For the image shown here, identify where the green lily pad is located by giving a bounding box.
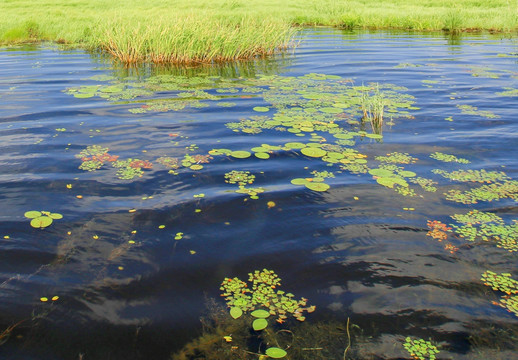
[376,177,396,188]
[265,347,287,358]
[251,147,269,153]
[301,147,327,158]
[251,309,270,318]
[333,133,353,140]
[284,142,306,149]
[305,182,330,192]
[399,170,416,177]
[369,169,394,177]
[366,134,383,139]
[48,213,63,219]
[254,152,270,159]
[291,178,310,185]
[230,307,243,319]
[253,318,268,331]
[253,106,270,112]
[74,93,95,98]
[24,211,42,219]
[209,148,232,155]
[30,216,53,228]
[190,164,203,170]
[230,151,251,159]
[320,107,342,114]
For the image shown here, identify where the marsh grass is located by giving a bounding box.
[360,84,385,135]
[0,0,517,64]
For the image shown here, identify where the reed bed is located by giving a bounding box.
[0,0,516,64]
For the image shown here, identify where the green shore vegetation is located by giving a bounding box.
[1,0,517,63]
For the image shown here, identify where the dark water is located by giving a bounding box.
[0,29,517,359]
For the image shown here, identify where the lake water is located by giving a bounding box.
[0,29,517,359]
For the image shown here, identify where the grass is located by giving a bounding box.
[0,0,517,63]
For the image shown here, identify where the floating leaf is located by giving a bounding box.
[320,107,342,114]
[30,216,53,228]
[399,170,416,178]
[189,164,203,170]
[251,309,270,318]
[284,142,306,149]
[253,106,270,112]
[300,147,327,158]
[305,182,330,192]
[253,318,268,331]
[368,169,393,177]
[48,213,63,219]
[230,307,243,319]
[230,151,251,159]
[255,152,270,159]
[265,347,287,358]
[291,178,310,185]
[24,211,42,219]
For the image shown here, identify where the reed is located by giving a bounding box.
[0,0,516,64]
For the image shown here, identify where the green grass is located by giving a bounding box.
[0,0,517,63]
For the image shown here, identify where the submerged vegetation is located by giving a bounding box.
[1,1,517,63]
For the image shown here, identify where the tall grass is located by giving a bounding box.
[0,0,517,64]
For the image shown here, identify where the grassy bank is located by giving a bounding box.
[1,0,517,63]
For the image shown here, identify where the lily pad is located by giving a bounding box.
[284,142,306,149]
[24,211,42,219]
[251,309,270,318]
[320,107,342,114]
[265,347,287,358]
[30,216,53,228]
[253,106,270,112]
[254,152,270,159]
[48,213,63,219]
[399,170,417,177]
[252,318,268,331]
[230,151,251,159]
[291,178,310,185]
[369,169,394,177]
[301,147,327,158]
[230,307,243,319]
[189,164,203,170]
[305,182,330,192]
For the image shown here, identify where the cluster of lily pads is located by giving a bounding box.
[432,169,509,183]
[444,179,518,204]
[481,271,518,317]
[24,211,63,229]
[403,337,440,360]
[430,152,470,164]
[428,210,517,252]
[456,104,499,119]
[77,144,215,180]
[220,269,315,323]
[224,170,265,199]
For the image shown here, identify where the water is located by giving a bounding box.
[0,29,517,359]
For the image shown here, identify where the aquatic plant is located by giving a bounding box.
[156,156,180,169]
[76,145,119,171]
[220,269,315,323]
[432,169,509,183]
[24,210,63,229]
[291,177,330,192]
[375,152,417,164]
[481,271,518,295]
[224,170,264,199]
[481,271,518,317]
[403,337,440,360]
[112,159,150,179]
[409,177,437,192]
[444,180,518,204]
[430,152,470,164]
[496,88,518,97]
[359,83,385,133]
[456,104,499,119]
[450,210,518,252]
